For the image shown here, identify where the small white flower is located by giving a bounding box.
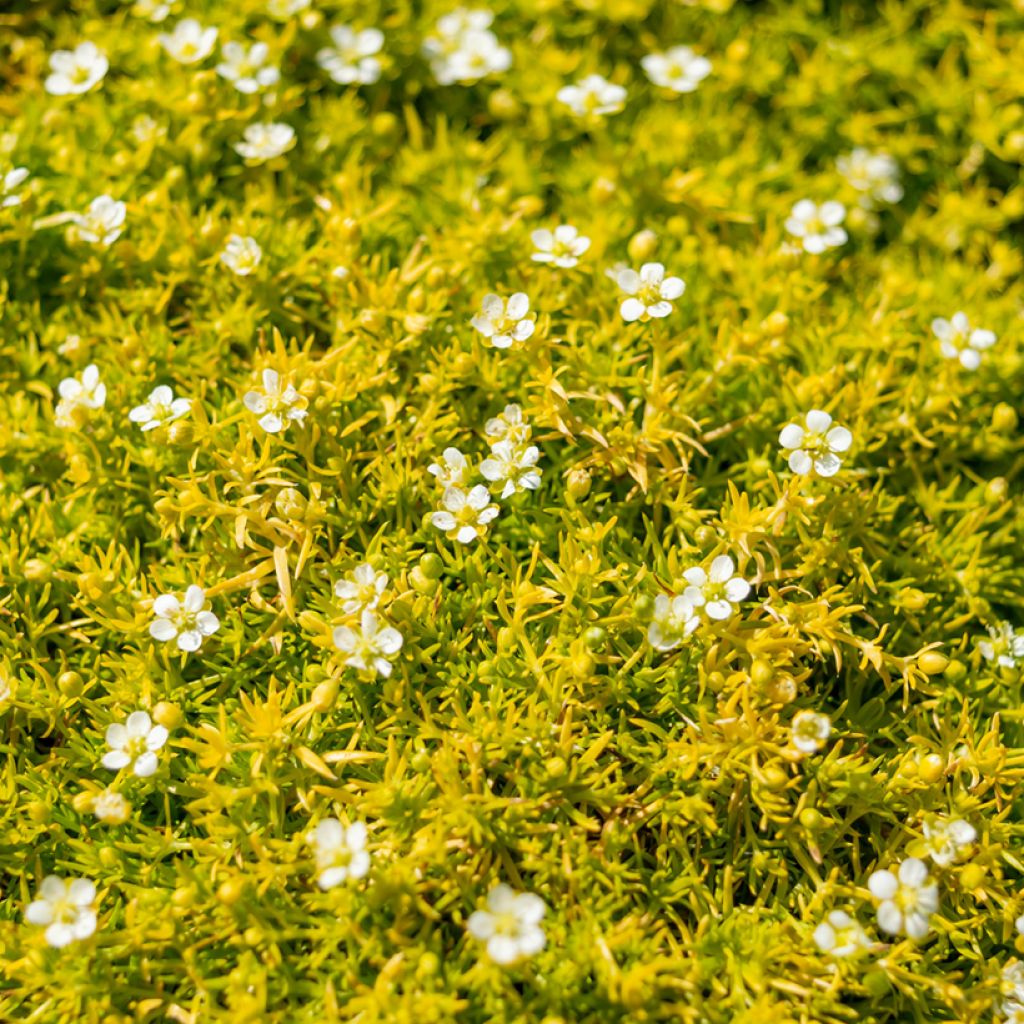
[530,225,590,268]
[334,563,388,616]
[647,594,699,651]
[485,404,530,446]
[931,312,996,371]
[641,46,711,94]
[317,25,384,85]
[480,439,542,498]
[471,293,536,349]
[557,74,626,117]
[267,0,311,19]
[333,610,403,677]
[308,819,370,889]
[220,234,262,276]
[682,555,750,621]
[791,709,831,754]
[101,710,169,778]
[133,0,171,22]
[243,369,308,434]
[921,816,976,867]
[837,148,903,209]
[778,410,852,478]
[216,41,279,94]
[467,884,547,965]
[979,622,1024,670]
[235,122,296,164]
[149,584,220,652]
[812,910,870,958]
[55,363,105,428]
[615,263,685,322]
[128,385,190,432]
[45,42,108,96]
[93,789,131,825]
[25,877,97,948]
[70,195,126,247]
[784,200,847,254]
[867,858,938,939]
[428,447,472,488]
[1,167,29,208]
[431,485,499,544]
[423,12,510,85]
[158,19,218,64]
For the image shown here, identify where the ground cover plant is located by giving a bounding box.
[1,0,1023,1021]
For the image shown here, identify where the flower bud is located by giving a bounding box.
[23,558,53,582]
[918,651,948,675]
[627,229,658,262]
[58,670,84,696]
[153,702,182,729]
[566,467,592,500]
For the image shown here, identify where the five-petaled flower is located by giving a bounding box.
[468,884,547,965]
[244,369,308,433]
[868,857,938,939]
[220,234,262,276]
[102,710,169,778]
[308,819,371,889]
[25,876,98,948]
[70,195,126,246]
[45,42,108,96]
[158,19,218,64]
[531,225,590,268]
[837,148,903,209]
[979,622,1024,669]
[334,563,388,616]
[557,74,626,117]
[682,555,750,621]
[471,293,536,349]
[216,41,279,93]
[128,385,190,432]
[921,815,976,867]
[480,439,542,498]
[423,10,511,85]
[785,200,847,254]
[485,404,531,446]
[647,594,699,651]
[641,46,711,94]
[431,485,499,543]
[428,447,472,488]
[55,363,106,430]
[931,312,996,371]
[614,263,685,322]
[333,610,403,677]
[149,584,220,652]
[235,122,296,164]
[93,789,131,825]
[813,910,870,958]
[791,709,831,754]
[779,410,852,478]
[317,25,385,85]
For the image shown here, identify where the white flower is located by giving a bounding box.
[45,42,108,96]
[2,167,29,208]
[128,385,190,432]
[149,584,220,652]
[435,8,494,38]
[423,12,510,85]
[778,410,852,478]
[428,447,472,488]
[25,877,97,948]
[158,19,218,64]
[485,404,531,446]
[93,789,131,825]
[216,41,279,94]
[867,858,938,939]
[480,439,542,498]
[530,225,590,268]
[244,369,308,433]
[682,555,750,621]
[921,816,976,867]
[55,363,105,428]
[133,0,171,22]
[235,122,296,164]
[318,25,384,85]
[931,312,996,371]
[471,292,536,349]
[467,884,547,965]
[791,709,831,754]
[333,610,403,677]
[557,74,626,117]
[220,234,262,276]
[641,46,711,94]
[784,200,847,254]
[812,910,870,958]
[308,819,370,889]
[979,622,1024,669]
[614,262,685,322]
[647,594,699,651]
[837,148,903,208]
[267,0,311,19]
[334,563,388,616]
[431,485,500,544]
[70,195,126,246]
[101,710,169,778]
